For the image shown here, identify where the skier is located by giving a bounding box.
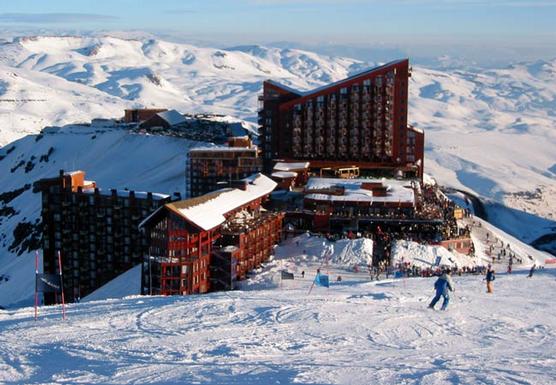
[485,265,495,293]
[428,270,454,311]
[301,270,305,278]
[527,264,536,278]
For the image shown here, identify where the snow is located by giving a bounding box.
[1,267,556,384]
[271,171,297,179]
[305,177,415,204]
[83,264,142,302]
[170,173,277,231]
[81,187,170,200]
[273,161,310,171]
[189,146,256,153]
[392,240,481,269]
[156,109,186,126]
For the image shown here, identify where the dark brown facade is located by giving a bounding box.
[259,59,424,179]
[188,138,262,197]
[37,170,174,304]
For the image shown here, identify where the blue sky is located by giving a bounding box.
[1,0,555,64]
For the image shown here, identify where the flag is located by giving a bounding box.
[314,273,329,288]
[281,271,294,280]
[36,274,61,293]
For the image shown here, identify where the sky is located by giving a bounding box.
[0,0,555,66]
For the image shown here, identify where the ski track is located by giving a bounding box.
[1,270,556,384]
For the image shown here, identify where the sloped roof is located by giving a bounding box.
[143,173,277,231]
[156,109,187,126]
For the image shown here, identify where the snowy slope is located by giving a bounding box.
[83,264,142,303]
[0,35,553,229]
[2,269,556,384]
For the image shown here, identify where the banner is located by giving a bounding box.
[314,273,329,288]
[36,274,61,293]
[434,256,442,266]
[281,271,294,280]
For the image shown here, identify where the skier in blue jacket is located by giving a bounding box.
[428,270,455,310]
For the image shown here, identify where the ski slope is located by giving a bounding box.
[1,268,555,385]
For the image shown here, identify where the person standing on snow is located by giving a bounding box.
[485,265,495,293]
[527,264,536,278]
[428,270,455,311]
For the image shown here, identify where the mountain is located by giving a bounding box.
[0,36,554,308]
[0,36,368,145]
[0,37,553,211]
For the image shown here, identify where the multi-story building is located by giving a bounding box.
[139,173,281,296]
[36,170,174,304]
[258,59,424,179]
[188,137,262,197]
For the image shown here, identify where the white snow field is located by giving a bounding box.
[1,268,555,385]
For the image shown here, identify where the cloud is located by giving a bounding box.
[0,13,119,24]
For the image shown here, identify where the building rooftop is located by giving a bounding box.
[156,109,187,126]
[273,162,310,171]
[189,146,257,153]
[272,171,298,179]
[81,188,170,201]
[305,177,415,205]
[156,173,277,231]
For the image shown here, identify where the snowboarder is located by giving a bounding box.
[485,265,495,293]
[428,270,454,311]
[527,264,536,278]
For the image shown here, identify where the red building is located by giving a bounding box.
[258,59,424,179]
[139,173,281,296]
[188,137,262,197]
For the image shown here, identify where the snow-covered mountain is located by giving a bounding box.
[0,35,555,308]
[0,36,553,217]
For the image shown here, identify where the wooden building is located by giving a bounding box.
[124,108,168,123]
[140,173,281,296]
[139,109,187,129]
[36,170,174,304]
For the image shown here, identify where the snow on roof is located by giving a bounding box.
[81,188,170,200]
[273,162,310,171]
[265,80,303,96]
[165,173,277,231]
[305,177,415,204]
[272,171,297,179]
[190,146,256,153]
[64,170,84,176]
[156,109,186,126]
